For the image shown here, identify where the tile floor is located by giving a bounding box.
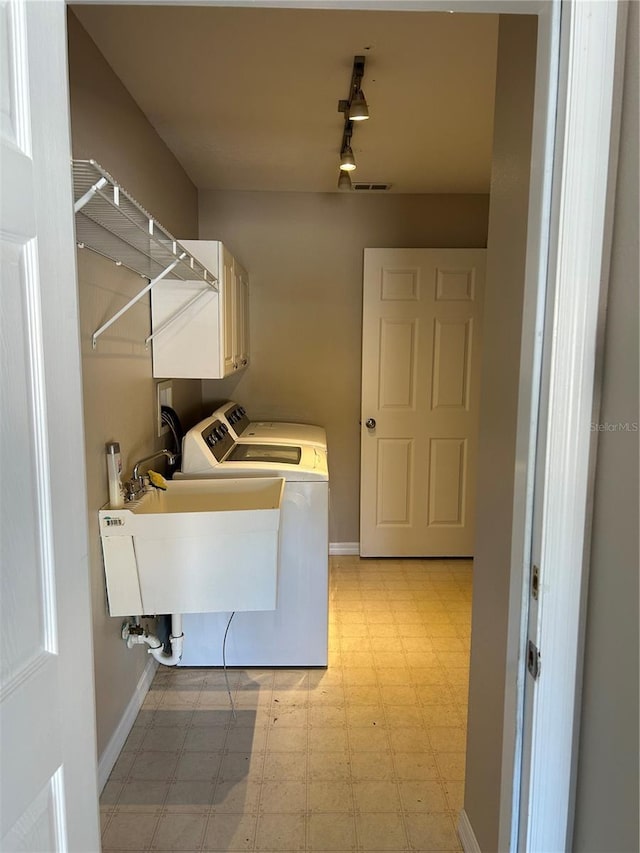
[100,556,472,852]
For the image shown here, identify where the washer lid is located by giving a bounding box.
[220,442,327,480]
[242,422,327,449]
[226,443,302,465]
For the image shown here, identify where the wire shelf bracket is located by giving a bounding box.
[145,286,213,348]
[72,159,218,348]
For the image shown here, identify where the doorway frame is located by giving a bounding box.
[63,0,625,848]
[513,2,628,851]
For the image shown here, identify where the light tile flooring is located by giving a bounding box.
[100,557,472,852]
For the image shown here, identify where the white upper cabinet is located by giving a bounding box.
[151,240,249,379]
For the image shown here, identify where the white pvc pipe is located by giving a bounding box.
[127,614,184,666]
[156,614,183,667]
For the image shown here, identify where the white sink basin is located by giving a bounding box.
[128,480,283,515]
[99,478,284,617]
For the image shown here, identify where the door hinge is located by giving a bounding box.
[527,640,541,680]
[531,564,540,600]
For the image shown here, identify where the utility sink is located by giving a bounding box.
[99,478,284,617]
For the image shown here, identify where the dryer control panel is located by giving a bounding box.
[201,419,234,462]
[221,402,251,436]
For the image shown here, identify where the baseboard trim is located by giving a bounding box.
[329,542,360,555]
[97,656,158,792]
[457,809,482,853]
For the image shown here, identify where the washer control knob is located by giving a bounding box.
[365,418,376,429]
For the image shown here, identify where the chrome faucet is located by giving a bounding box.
[126,449,177,499]
[132,449,177,481]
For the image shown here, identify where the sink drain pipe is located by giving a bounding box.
[122,614,184,666]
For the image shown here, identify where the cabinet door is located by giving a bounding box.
[153,239,225,379]
[222,245,237,375]
[235,261,250,370]
[151,241,246,379]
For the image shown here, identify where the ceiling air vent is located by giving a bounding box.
[352,182,392,191]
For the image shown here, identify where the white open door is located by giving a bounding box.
[0,1,100,850]
[360,248,485,557]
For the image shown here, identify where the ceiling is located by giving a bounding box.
[71,5,499,194]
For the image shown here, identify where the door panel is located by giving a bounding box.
[427,438,467,526]
[435,266,476,301]
[360,248,485,557]
[381,266,420,301]
[376,438,413,525]
[432,318,472,409]
[379,318,418,408]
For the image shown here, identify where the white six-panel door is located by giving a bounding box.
[0,1,100,850]
[360,249,485,557]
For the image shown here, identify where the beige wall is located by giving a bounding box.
[199,191,489,544]
[463,15,537,851]
[67,12,203,756]
[572,3,639,849]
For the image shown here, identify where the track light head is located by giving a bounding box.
[339,145,356,171]
[349,88,369,121]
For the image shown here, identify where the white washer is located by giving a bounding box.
[175,415,329,667]
[210,400,327,449]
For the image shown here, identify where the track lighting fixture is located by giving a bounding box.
[340,147,356,171]
[336,56,370,189]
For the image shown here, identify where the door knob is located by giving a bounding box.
[365,418,376,429]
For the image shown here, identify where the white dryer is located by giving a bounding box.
[176,415,329,667]
[210,400,327,449]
